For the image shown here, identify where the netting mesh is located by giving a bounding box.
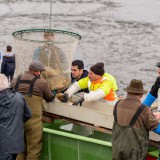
[12,29,81,91]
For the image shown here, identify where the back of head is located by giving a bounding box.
[90,62,105,76]
[0,74,9,91]
[7,45,12,52]
[44,31,54,37]
[123,79,147,95]
[72,60,84,70]
[29,60,45,71]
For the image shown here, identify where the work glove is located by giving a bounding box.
[72,97,84,106]
[56,93,69,103]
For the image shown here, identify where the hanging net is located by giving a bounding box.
[12,29,81,91]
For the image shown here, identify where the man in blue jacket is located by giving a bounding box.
[0,74,31,160]
[143,62,160,120]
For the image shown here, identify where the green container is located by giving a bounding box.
[41,121,112,160]
[147,146,159,159]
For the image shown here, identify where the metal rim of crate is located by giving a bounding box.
[12,29,81,43]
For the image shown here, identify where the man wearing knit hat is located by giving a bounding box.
[62,62,118,105]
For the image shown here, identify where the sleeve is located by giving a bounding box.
[65,82,81,97]
[84,89,105,101]
[143,108,159,131]
[78,77,89,90]
[143,92,157,107]
[43,81,55,102]
[153,123,160,134]
[1,58,6,74]
[150,77,160,98]
[83,80,112,101]
[98,79,113,96]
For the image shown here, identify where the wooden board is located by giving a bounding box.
[42,98,160,142]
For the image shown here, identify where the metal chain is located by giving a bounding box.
[49,0,52,29]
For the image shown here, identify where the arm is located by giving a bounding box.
[143,77,160,107]
[153,123,160,134]
[143,93,157,107]
[83,80,112,101]
[1,58,6,74]
[65,82,81,97]
[43,81,55,102]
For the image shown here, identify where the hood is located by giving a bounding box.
[0,89,16,116]
[81,70,89,78]
[3,55,15,63]
[3,52,14,57]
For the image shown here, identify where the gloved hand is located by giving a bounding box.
[63,93,69,103]
[72,97,84,106]
[56,93,68,103]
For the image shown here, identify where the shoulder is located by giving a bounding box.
[36,78,50,87]
[82,70,88,78]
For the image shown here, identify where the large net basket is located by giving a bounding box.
[12,29,81,91]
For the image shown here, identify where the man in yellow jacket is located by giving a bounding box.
[62,62,118,105]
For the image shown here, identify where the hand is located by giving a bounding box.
[153,112,160,120]
[63,93,68,103]
[56,93,68,103]
[72,97,84,106]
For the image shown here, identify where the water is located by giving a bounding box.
[1,0,160,96]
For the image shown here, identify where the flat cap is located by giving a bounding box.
[29,60,45,71]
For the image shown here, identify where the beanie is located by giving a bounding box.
[90,62,105,76]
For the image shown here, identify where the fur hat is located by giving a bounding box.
[90,62,105,76]
[29,60,45,71]
[123,79,147,94]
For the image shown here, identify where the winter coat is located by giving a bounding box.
[0,88,31,154]
[1,55,15,76]
[71,69,89,93]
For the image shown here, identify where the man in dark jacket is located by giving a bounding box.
[1,45,15,82]
[10,60,55,160]
[0,74,31,160]
[70,60,89,93]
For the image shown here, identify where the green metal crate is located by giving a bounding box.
[41,121,112,160]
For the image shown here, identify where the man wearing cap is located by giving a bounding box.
[112,79,160,160]
[61,62,118,105]
[10,60,55,160]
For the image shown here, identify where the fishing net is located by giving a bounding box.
[12,29,81,91]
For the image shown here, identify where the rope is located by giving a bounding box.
[55,0,79,34]
[49,0,52,29]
